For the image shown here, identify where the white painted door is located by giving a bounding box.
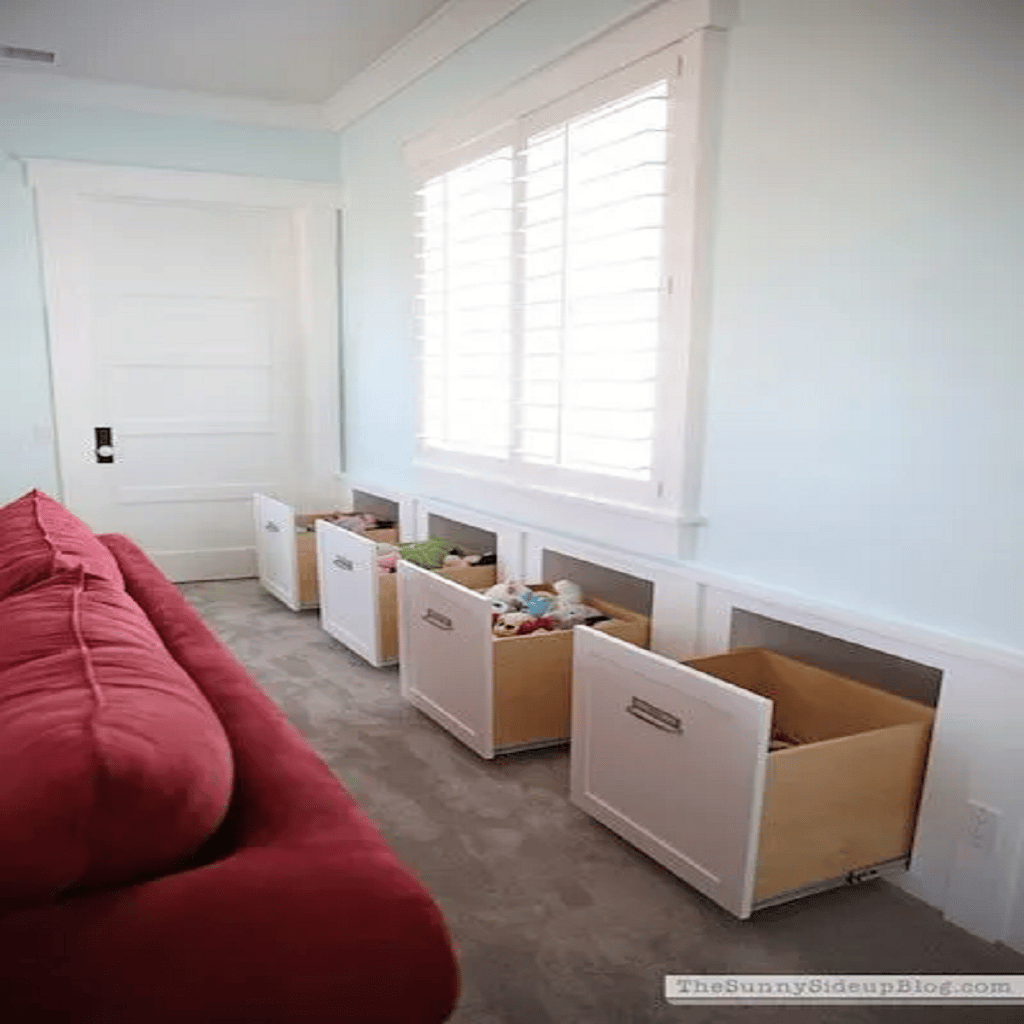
[398,561,495,758]
[31,162,341,581]
[570,628,772,918]
[316,519,382,665]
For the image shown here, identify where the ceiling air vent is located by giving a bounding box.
[1,45,57,65]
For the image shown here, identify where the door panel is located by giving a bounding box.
[571,628,772,918]
[33,173,322,581]
[398,561,495,758]
[316,520,382,666]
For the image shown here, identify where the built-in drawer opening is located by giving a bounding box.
[350,489,400,531]
[538,549,654,619]
[424,513,498,563]
[729,610,942,708]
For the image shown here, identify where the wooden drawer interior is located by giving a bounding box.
[684,649,934,903]
[297,516,397,609]
[493,589,650,749]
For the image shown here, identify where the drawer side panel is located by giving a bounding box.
[755,721,933,900]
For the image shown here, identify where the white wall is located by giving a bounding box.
[0,101,339,504]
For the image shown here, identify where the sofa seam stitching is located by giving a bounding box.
[70,566,107,882]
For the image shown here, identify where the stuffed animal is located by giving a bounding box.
[493,612,558,637]
[493,612,532,637]
[547,602,586,627]
[522,592,554,617]
[484,580,532,604]
[331,511,393,536]
[517,615,558,635]
[552,579,583,605]
[398,538,457,569]
[548,602,610,628]
[376,543,400,574]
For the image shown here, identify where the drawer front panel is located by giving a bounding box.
[571,628,772,918]
[316,520,381,665]
[398,562,494,758]
[253,492,297,608]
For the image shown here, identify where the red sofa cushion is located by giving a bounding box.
[0,571,234,902]
[0,490,123,600]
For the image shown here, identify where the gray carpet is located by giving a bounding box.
[180,578,1024,1024]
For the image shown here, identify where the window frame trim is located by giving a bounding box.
[405,0,734,555]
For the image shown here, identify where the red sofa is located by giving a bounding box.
[0,493,459,1023]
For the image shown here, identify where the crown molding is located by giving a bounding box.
[323,0,532,132]
[0,68,329,131]
[405,0,737,172]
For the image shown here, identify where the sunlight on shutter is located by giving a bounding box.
[417,148,514,458]
[520,82,668,480]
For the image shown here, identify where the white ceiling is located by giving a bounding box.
[0,0,453,104]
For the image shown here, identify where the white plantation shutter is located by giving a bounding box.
[415,70,676,506]
[520,81,668,482]
[417,146,514,459]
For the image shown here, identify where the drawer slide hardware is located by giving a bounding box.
[626,696,682,734]
[423,608,454,631]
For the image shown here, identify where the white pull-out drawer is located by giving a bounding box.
[254,492,401,614]
[399,563,651,760]
[253,492,307,610]
[318,530,496,670]
[571,628,770,918]
[316,519,393,667]
[399,560,496,757]
[571,629,934,919]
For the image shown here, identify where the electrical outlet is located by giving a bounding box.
[966,800,1001,856]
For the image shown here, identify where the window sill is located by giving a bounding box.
[415,462,706,561]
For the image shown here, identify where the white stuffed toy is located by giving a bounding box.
[552,579,583,604]
[548,578,589,626]
[484,580,531,605]
[493,611,532,637]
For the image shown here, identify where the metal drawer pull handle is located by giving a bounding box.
[625,696,682,734]
[332,555,354,571]
[264,521,280,533]
[423,608,453,631]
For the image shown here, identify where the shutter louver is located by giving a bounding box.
[520,81,668,480]
[417,147,514,458]
[416,79,671,498]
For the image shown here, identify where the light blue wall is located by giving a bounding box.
[0,102,339,502]
[698,0,1024,648]
[338,0,1024,651]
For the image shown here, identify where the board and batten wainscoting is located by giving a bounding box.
[642,558,1024,948]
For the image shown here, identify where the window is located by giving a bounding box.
[408,1,728,524]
